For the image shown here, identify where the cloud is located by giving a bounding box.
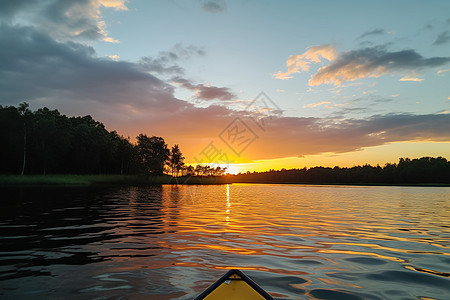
[358,28,386,39]
[276,44,450,85]
[140,57,185,75]
[0,0,32,18]
[308,46,450,86]
[0,0,127,42]
[273,45,337,80]
[99,0,128,11]
[0,23,237,155]
[139,44,205,75]
[172,77,236,101]
[437,69,449,75]
[434,30,450,45]
[1,9,449,163]
[1,24,449,162]
[399,77,424,82]
[76,103,450,162]
[201,0,226,13]
[0,21,239,160]
[102,36,120,43]
[304,101,331,108]
[246,113,450,160]
[0,23,181,110]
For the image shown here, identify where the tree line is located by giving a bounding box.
[230,157,450,184]
[0,103,224,176]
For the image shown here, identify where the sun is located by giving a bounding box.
[221,164,241,175]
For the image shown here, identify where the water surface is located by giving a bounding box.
[0,184,449,299]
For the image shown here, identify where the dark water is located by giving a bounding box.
[0,184,449,299]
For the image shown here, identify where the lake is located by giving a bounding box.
[0,184,449,299]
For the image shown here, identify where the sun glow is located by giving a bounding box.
[220,164,242,175]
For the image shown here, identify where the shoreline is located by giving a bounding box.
[0,175,448,187]
[0,174,230,187]
[230,181,450,187]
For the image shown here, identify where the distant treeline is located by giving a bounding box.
[0,103,204,176]
[230,157,450,184]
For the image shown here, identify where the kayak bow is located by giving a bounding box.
[194,269,274,300]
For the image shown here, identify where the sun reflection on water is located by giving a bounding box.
[226,184,230,225]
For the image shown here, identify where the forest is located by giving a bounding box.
[231,157,450,184]
[0,103,219,176]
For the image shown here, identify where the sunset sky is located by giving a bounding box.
[1,0,450,173]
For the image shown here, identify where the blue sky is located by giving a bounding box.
[1,0,449,172]
[92,0,450,119]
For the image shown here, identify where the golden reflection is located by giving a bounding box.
[197,243,259,255]
[324,242,450,256]
[226,184,230,225]
[404,265,450,277]
[318,249,406,263]
[218,266,262,271]
[217,266,310,277]
[318,277,362,289]
[154,183,449,284]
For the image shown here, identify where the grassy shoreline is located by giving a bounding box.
[0,174,230,187]
[230,181,450,187]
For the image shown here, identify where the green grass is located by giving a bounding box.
[164,175,230,185]
[0,174,138,186]
[0,174,231,186]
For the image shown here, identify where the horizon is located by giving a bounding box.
[1,0,450,174]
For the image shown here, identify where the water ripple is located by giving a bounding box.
[0,184,449,299]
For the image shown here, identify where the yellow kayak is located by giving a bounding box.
[194,269,274,300]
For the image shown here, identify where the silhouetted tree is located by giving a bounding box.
[135,134,169,175]
[0,104,136,175]
[0,105,23,173]
[116,135,134,175]
[169,144,185,176]
[230,157,450,184]
[195,165,203,176]
[186,165,195,176]
[18,102,31,175]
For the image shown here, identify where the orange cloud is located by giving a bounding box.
[275,45,450,85]
[108,54,120,60]
[119,110,450,164]
[99,0,128,11]
[273,45,337,80]
[308,47,450,86]
[309,63,387,86]
[304,101,331,108]
[399,77,424,82]
[240,114,450,161]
